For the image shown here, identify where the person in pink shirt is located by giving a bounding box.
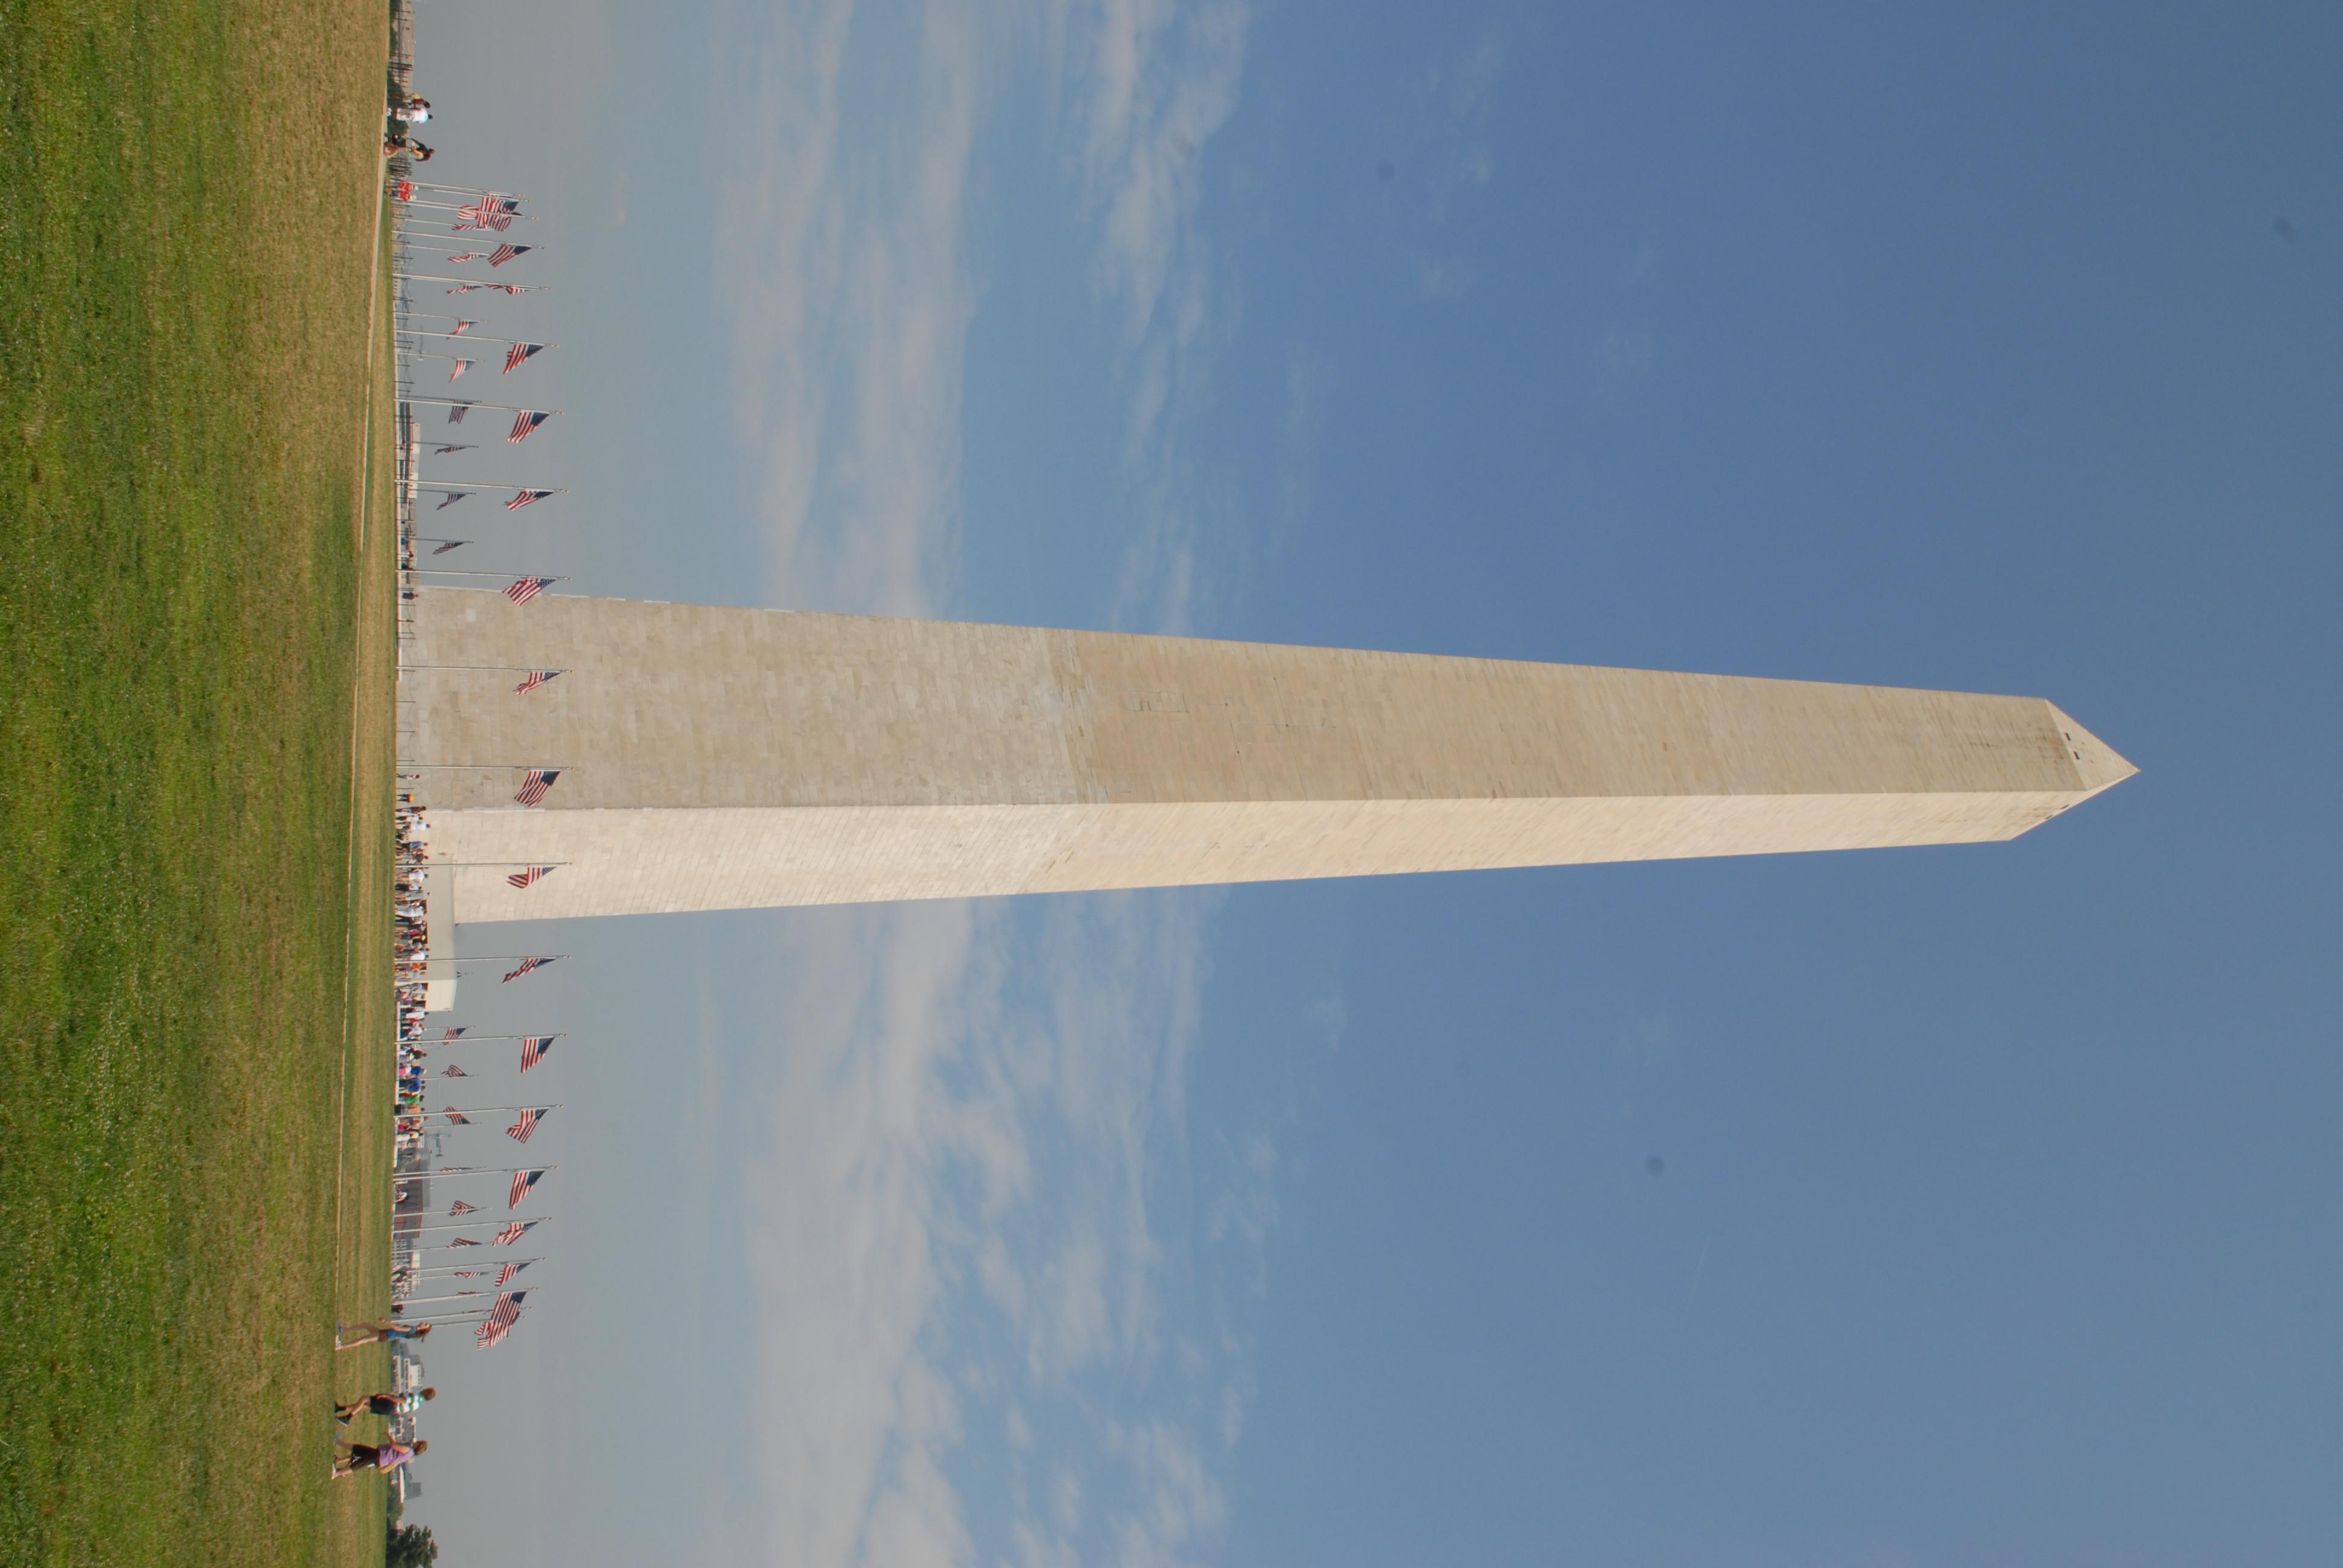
[333,1437,426,1478]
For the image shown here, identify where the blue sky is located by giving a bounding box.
[404,4,2341,1563]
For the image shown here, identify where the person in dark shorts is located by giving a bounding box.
[335,1387,436,1425]
[335,1319,434,1350]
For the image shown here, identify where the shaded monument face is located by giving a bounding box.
[401,587,2133,934]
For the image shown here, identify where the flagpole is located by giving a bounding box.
[396,1104,563,1119]
[407,1256,545,1272]
[395,1215,553,1234]
[400,666,571,675]
[414,483,568,495]
[391,193,527,206]
[395,1034,569,1046]
[406,398,562,414]
[405,1240,545,1254]
[397,570,573,582]
[396,206,540,223]
[398,330,543,346]
[393,204,540,221]
[426,1163,559,1178]
[408,1255,545,1269]
[396,272,552,288]
[398,180,529,197]
[396,242,545,255]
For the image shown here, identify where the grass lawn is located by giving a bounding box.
[0,2,398,1563]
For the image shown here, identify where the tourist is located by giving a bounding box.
[333,1437,426,1478]
[336,1319,434,1350]
[335,1387,436,1425]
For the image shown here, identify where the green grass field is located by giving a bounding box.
[0,3,398,1563]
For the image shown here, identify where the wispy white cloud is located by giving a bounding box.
[712,4,1272,1564]
[1384,23,1509,304]
[1064,0,1250,633]
[715,0,982,616]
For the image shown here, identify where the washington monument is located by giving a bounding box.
[403,586,2132,972]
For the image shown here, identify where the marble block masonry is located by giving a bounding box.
[404,586,2135,1007]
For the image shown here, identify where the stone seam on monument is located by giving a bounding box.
[407,587,2134,1006]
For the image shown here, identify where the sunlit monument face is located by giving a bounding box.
[399,584,2131,1002]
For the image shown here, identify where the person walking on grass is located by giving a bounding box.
[335,1387,436,1425]
[334,1437,425,1478]
[336,1319,434,1350]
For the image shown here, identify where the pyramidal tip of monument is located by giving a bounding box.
[2045,702,2138,799]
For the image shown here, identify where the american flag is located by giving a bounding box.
[506,863,556,888]
[493,1220,536,1246]
[489,244,531,266]
[507,1170,546,1209]
[511,769,561,808]
[431,539,468,555]
[450,1200,480,1216]
[450,319,476,335]
[519,1035,555,1073]
[454,198,516,232]
[446,284,481,294]
[506,1107,547,1143]
[434,492,469,511]
[444,1027,468,1040]
[448,1236,482,1247]
[441,1107,472,1125]
[445,403,468,425]
[433,441,473,454]
[447,359,473,382]
[443,1063,468,1076]
[508,410,549,443]
[475,1290,528,1348]
[445,252,482,263]
[496,1260,530,1287]
[502,576,552,605]
[451,1270,480,1279]
[512,670,562,696]
[502,342,543,373]
[502,953,560,982]
[504,489,552,511]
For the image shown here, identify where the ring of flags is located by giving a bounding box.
[392,181,585,1360]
